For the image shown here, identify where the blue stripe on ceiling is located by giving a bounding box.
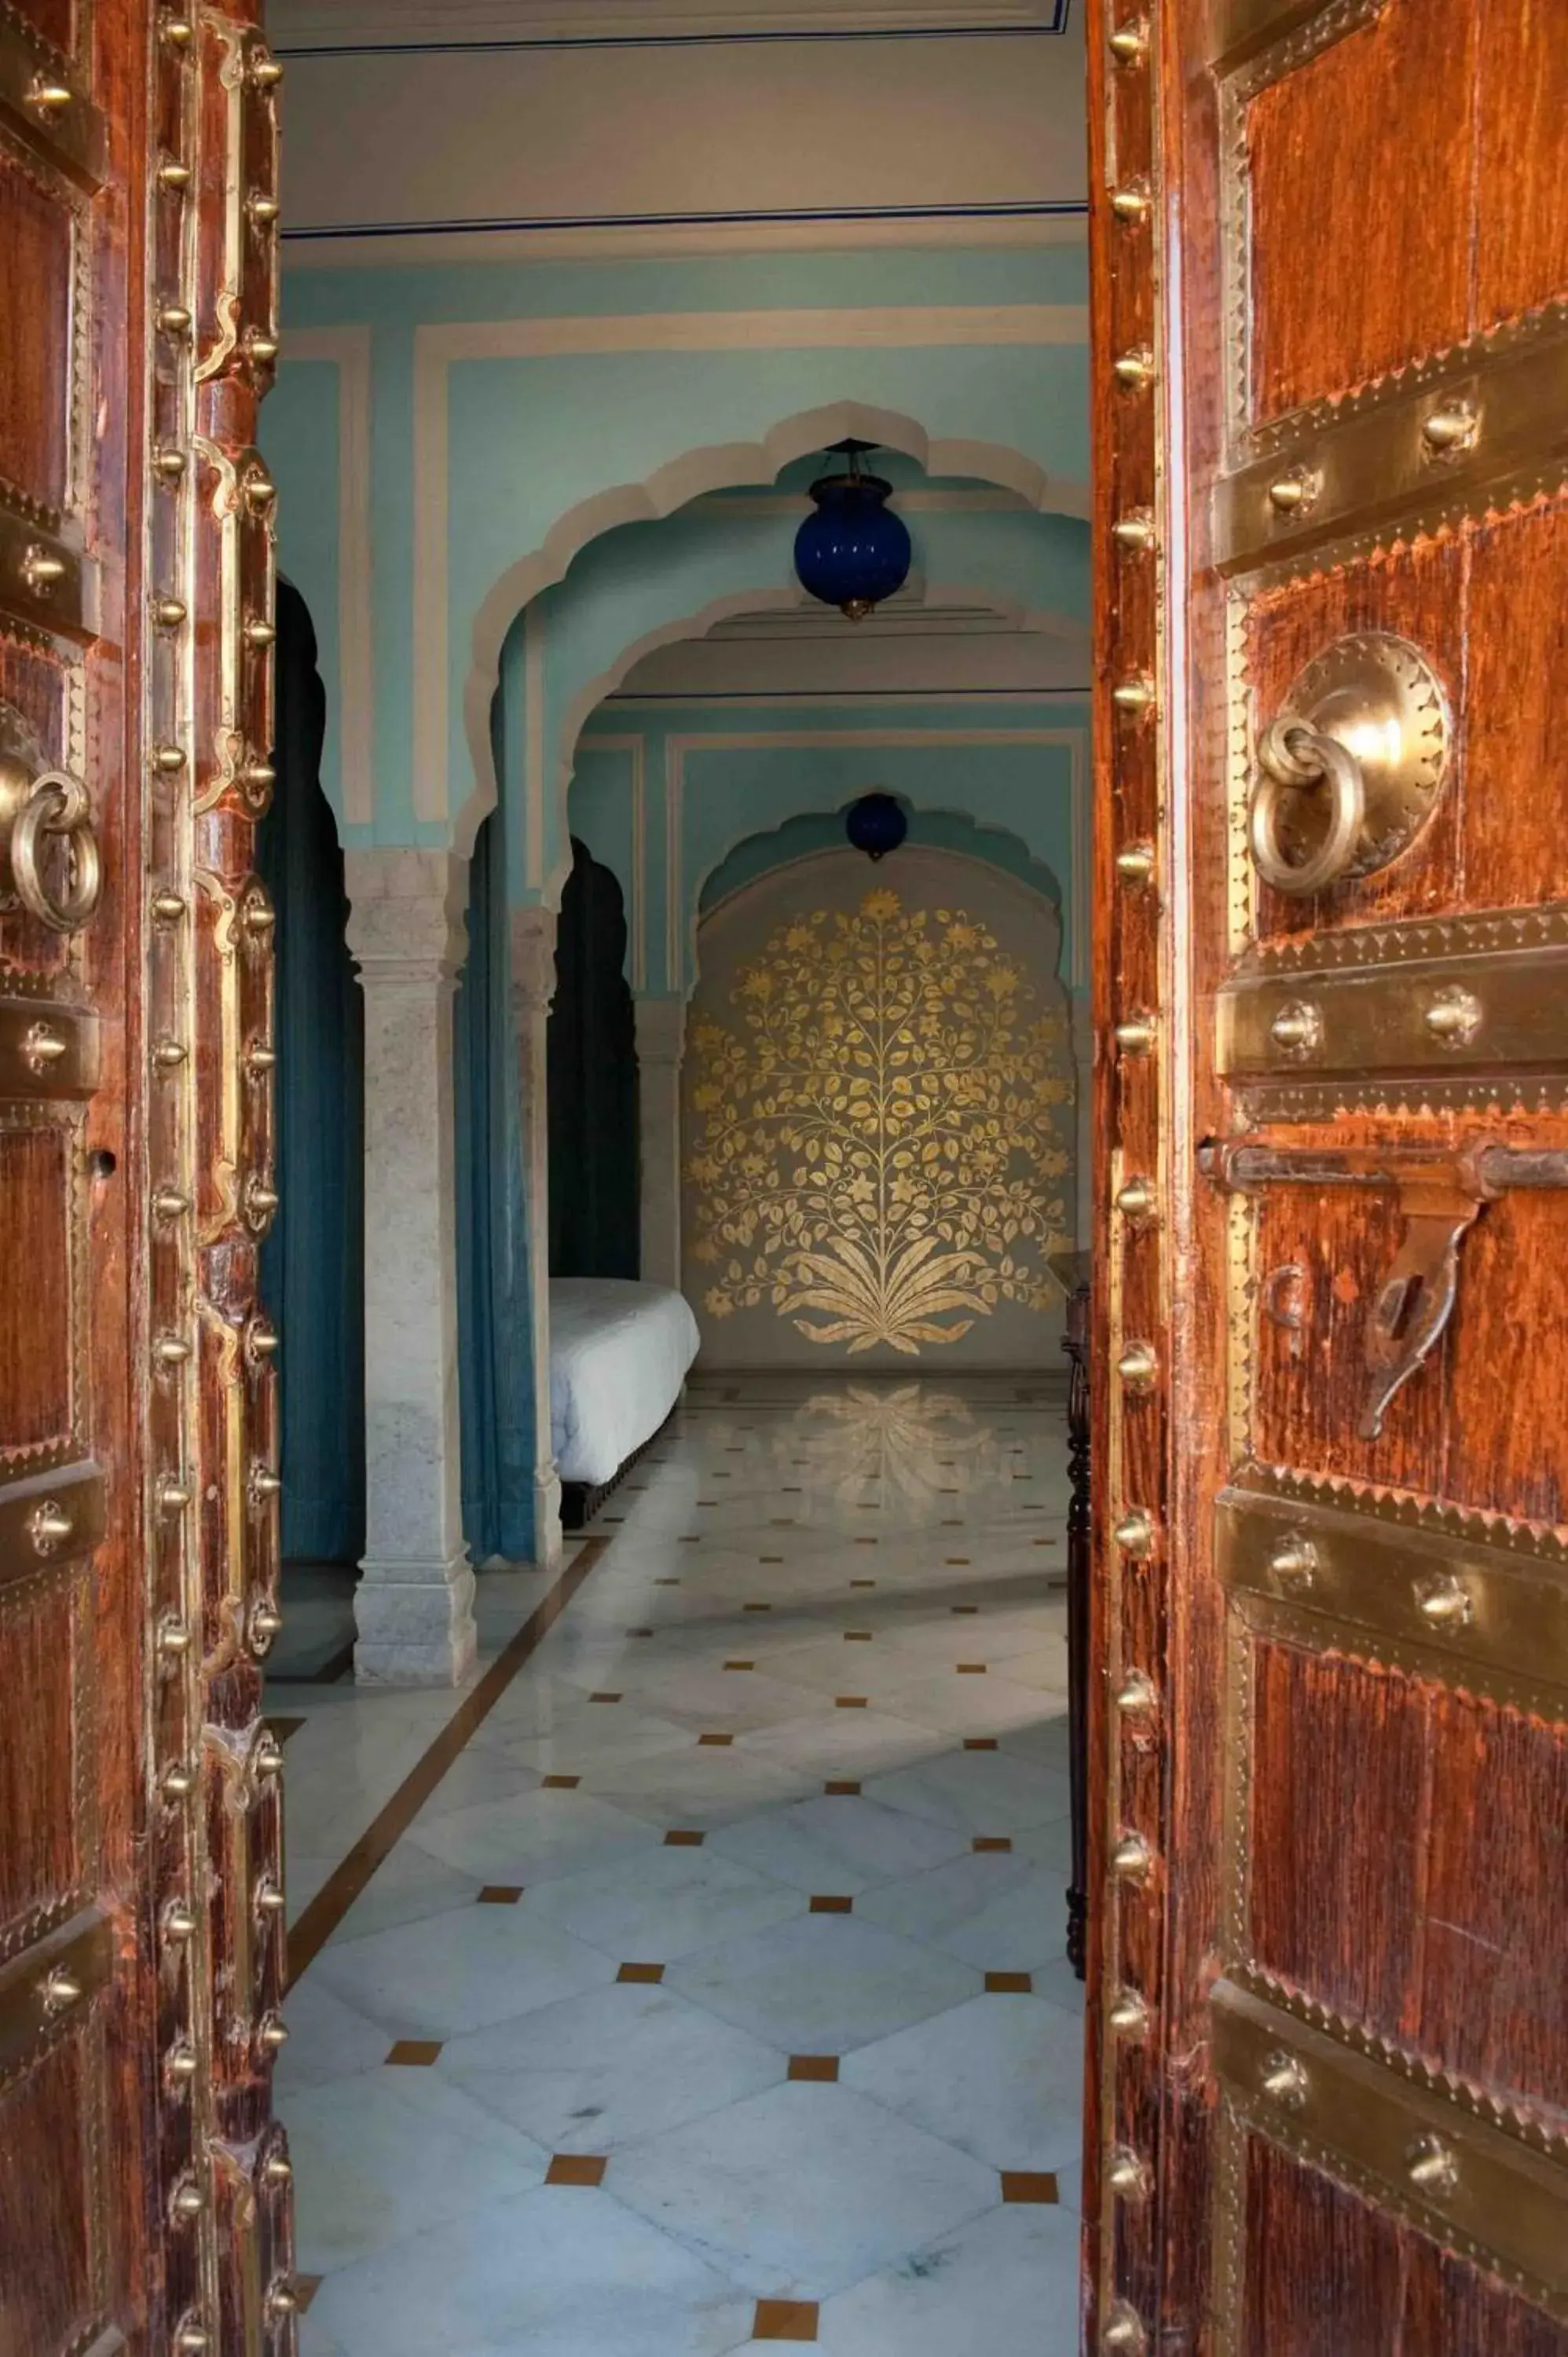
[282,199,1089,242]
[276,11,1069,58]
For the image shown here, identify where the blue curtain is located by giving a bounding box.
[548,838,640,1279]
[453,768,537,1563]
[255,581,366,1563]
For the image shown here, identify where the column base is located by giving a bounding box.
[354,1553,478,1685]
[533,1464,564,1569]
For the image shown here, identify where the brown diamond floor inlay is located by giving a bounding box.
[834,1696,867,1709]
[825,1780,861,1795]
[753,2299,819,2341]
[1002,2172,1059,2204]
[547,2155,608,2187]
[810,1895,853,1914]
[665,1829,706,1846]
[788,2055,841,2082]
[946,1556,972,1567]
[656,1577,681,1585]
[541,1774,581,1789]
[698,1732,735,1746]
[746,1601,773,1611]
[973,1837,1013,1853]
[589,1692,623,1703]
[760,1556,785,1564]
[965,1738,999,1751]
[844,1631,872,1641]
[628,1627,654,1637]
[617,1963,665,1984]
[478,1885,525,1904]
[986,1972,1033,1994]
[951,1604,978,1615]
[957,1663,987,1674]
[386,2040,443,2066]
[853,1538,878,1547]
[724,1660,756,1671]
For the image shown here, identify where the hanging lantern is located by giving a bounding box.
[844,793,908,862]
[793,441,912,621]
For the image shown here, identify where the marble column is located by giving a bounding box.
[634,995,687,1293]
[344,849,478,1684]
[509,905,564,1568]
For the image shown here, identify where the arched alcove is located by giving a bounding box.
[256,580,367,1576]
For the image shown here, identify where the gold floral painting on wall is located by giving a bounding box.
[685,886,1072,1355]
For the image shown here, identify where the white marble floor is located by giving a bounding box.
[276,1373,1086,2354]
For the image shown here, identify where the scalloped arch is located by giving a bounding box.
[454,398,1090,861]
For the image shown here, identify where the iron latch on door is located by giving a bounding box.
[1201,1140,1568,1437]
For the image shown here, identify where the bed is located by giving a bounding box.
[550,1277,702,1524]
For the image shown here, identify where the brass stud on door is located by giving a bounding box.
[251,51,285,86]
[1406,2132,1460,2197]
[255,1735,285,1776]
[1268,1001,1322,1057]
[1113,1014,1156,1058]
[1115,1175,1153,1219]
[154,595,188,629]
[1266,464,1321,518]
[157,1616,192,1659]
[170,2176,204,2221]
[1423,986,1482,1047]
[160,1760,195,1802]
[154,1333,192,1365]
[264,2154,293,2187]
[247,193,280,225]
[1108,17,1149,61]
[174,2324,210,2354]
[1113,1508,1155,1556]
[157,159,192,192]
[158,305,192,339]
[1108,1987,1150,2036]
[1101,2302,1147,2354]
[166,2040,200,2084]
[1105,2147,1150,2201]
[1112,348,1155,389]
[1267,1535,1317,1591]
[1112,674,1156,713]
[1112,509,1156,552]
[1115,841,1155,885]
[160,17,195,49]
[153,445,187,482]
[256,1878,287,1917]
[151,743,186,773]
[1111,179,1152,222]
[26,73,73,114]
[245,616,277,648]
[158,1479,192,1513]
[256,2011,289,2053]
[40,1966,84,2016]
[1421,401,1478,457]
[1114,1672,1157,1717]
[1111,1832,1152,1882]
[1415,1573,1472,1631]
[21,546,67,595]
[1116,1343,1157,1392]
[1259,2051,1309,2110]
[153,1188,191,1221]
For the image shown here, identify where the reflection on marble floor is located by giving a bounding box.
[277,1373,1085,2355]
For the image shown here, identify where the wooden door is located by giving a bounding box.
[1086,3,1568,2349]
[0,3,293,2350]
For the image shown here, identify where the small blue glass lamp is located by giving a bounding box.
[844,793,908,863]
[793,441,913,621]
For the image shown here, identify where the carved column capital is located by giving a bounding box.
[345,848,469,990]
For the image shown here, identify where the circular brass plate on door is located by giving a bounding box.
[1251,632,1451,895]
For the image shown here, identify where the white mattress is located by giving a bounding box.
[549,1277,701,1486]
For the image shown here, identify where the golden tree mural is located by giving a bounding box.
[686,887,1073,1354]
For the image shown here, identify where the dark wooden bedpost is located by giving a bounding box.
[1051,1250,1092,1980]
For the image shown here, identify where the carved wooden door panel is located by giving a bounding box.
[0,3,292,2351]
[1086,3,1568,2351]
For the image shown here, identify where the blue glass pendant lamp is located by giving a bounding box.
[844,793,908,862]
[793,440,913,621]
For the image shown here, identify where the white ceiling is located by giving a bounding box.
[614,591,1090,698]
[269,1,1064,49]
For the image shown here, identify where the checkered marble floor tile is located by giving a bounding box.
[280,1374,1084,2355]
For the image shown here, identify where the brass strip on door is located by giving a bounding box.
[1216,302,1568,579]
[1218,937,1568,1083]
[0,1461,105,1591]
[1213,1976,1568,2323]
[1218,1481,1568,1719]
